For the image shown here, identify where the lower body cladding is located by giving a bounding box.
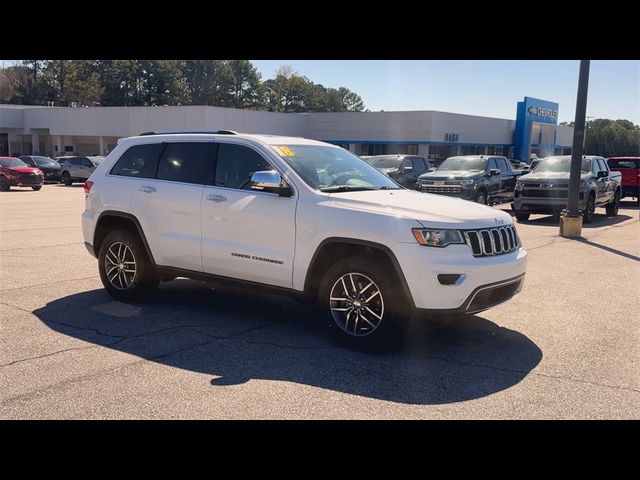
[392,242,527,314]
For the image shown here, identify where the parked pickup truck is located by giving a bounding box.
[416,155,523,205]
[513,155,621,223]
[607,157,639,201]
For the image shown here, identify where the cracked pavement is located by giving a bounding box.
[1,185,639,418]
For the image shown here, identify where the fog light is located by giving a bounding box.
[438,274,462,285]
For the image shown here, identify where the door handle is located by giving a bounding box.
[207,194,227,203]
[138,185,157,193]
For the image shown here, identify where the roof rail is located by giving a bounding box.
[138,130,239,136]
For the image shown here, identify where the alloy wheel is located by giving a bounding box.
[329,272,384,337]
[104,241,136,290]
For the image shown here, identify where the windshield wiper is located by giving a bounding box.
[320,186,378,192]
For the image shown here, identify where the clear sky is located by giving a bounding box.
[251,60,640,124]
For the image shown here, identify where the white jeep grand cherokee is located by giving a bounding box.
[82,131,527,349]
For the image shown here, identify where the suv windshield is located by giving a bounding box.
[32,156,58,166]
[535,157,591,173]
[438,157,486,171]
[272,145,401,192]
[364,156,403,169]
[0,158,27,168]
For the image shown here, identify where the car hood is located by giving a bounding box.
[519,171,591,182]
[328,189,512,229]
[6,166,41,174]
[418,170,483,180]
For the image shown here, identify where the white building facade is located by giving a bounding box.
[0,98,574,163]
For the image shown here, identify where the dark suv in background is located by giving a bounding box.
[362,154,433,188]
[20,155,61,182]
[416,155,521,205]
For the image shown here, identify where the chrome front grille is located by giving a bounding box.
[420,185,462,194]
[463,225,520,257]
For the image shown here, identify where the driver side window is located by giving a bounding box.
[215,143,274,190]
[486,158,498,171]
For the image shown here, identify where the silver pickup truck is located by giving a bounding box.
[513,155,622,223]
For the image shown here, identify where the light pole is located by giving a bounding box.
[560,60,591,238]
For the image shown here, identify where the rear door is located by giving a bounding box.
[129,141,215,272]
[593,158,610,205]
[201,141,297,288]
[495,157,516,199]
[411,157,428,187]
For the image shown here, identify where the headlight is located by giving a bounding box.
[515,181,524,191]
[459,180,474,188]
[412,228,464,247]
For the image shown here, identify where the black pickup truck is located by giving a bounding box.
[416,155,523,205]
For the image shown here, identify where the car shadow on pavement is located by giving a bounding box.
[32,279,542,405]
[509,212,634,228]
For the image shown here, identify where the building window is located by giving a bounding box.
[359,144,418,156]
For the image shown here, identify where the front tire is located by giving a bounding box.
[475,190,487,205]
[62,172,72,186]
[515,211,530,221]
[583,193,596,224]
[319,257,408,351]
[605,190,620,217]
[32,186,42,191]
[98,229,158,302]
[0,176,9,191]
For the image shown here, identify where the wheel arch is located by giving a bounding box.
[94,211,156,265]
[303,237,415,309]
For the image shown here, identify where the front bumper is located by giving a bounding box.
[514,194,585,212]
[392,242,527,311]
[13,176,43,187]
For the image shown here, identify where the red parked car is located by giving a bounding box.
[607,157,639,201]
[0,157,44,191]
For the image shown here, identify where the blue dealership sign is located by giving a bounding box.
[514,97,559,162]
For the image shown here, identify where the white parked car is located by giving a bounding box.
[56,156,97,185]
[82,131,527,349]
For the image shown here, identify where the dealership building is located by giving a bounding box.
[0,97,573,163]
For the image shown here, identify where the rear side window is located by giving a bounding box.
[111,143,164,178]
[157,142,215,185]
[215,143,274,190]
[81,158,94,167]
[608,159,639,169]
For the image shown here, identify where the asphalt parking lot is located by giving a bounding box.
[1,184,639,419]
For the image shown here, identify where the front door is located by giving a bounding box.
[201,142,297,288]
[129,141,215,272]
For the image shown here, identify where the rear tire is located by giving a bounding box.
[515,211,530,221]
[0,176,9,191]
[319,257,409,351]
[605,190,620,217]
[62,172,72,186]
[98,229,158,302]
[32,186,42,191]
[583,193,596,224]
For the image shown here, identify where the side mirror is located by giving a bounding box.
[597,170,608,178]
[250,170,293,197]
[489,168,501,176]
[427,167,436,173]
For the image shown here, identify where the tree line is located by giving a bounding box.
[0,60,365,113]
[560,119,639,157]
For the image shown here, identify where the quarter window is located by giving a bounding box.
[111,143,164,178]
[156,142,215,185]
[215,143,274,190]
